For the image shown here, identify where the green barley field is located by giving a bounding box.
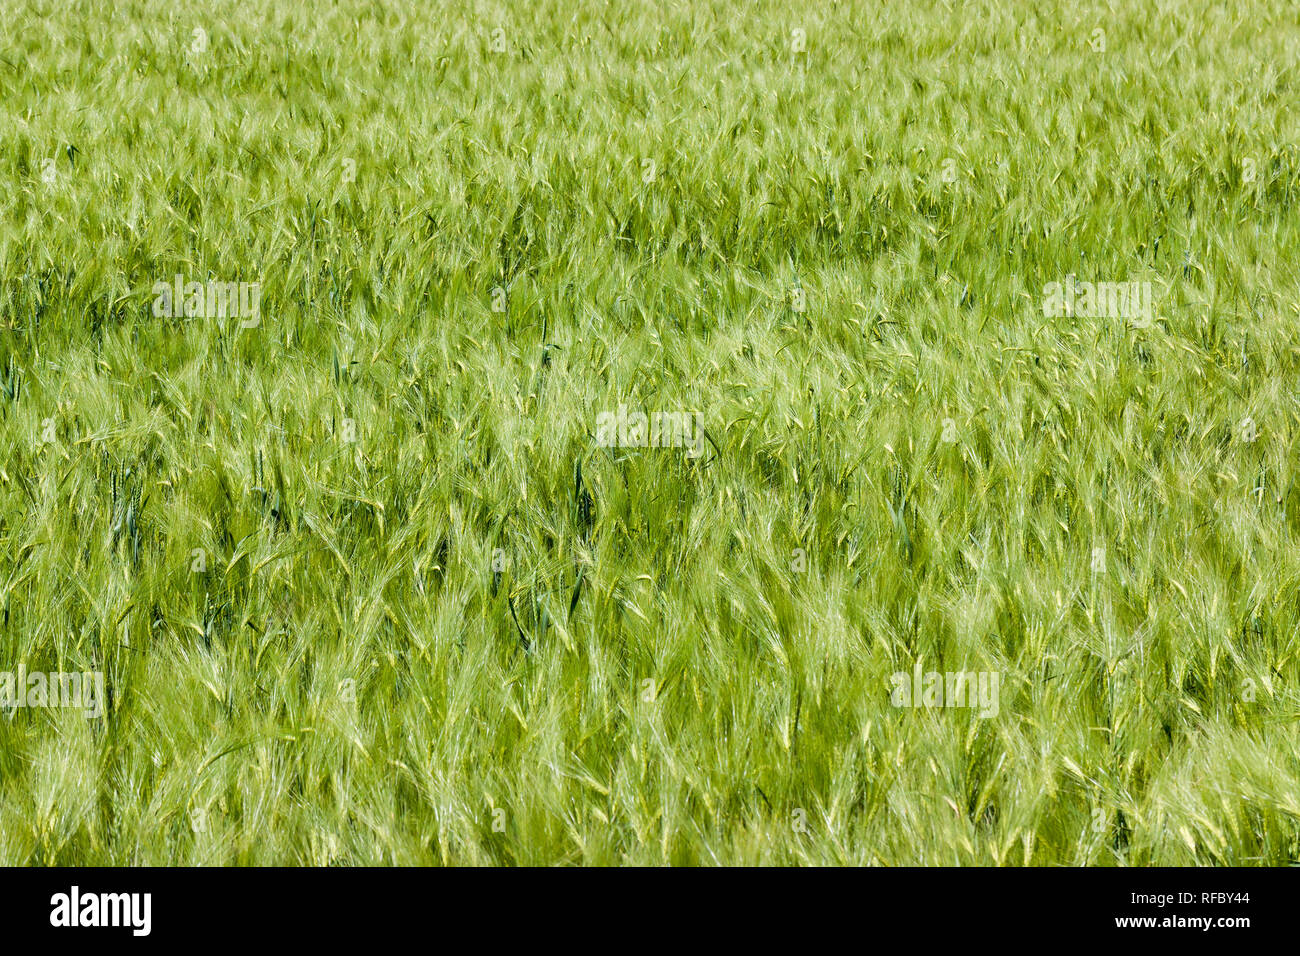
[2,0,1299,866]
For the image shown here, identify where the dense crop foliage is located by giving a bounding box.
[1,0,1299,864]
